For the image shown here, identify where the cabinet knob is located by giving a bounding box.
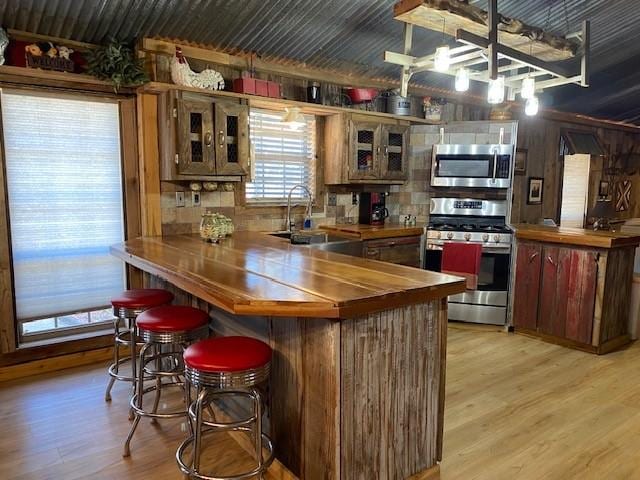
[204,132,212,147]
[218,130,226,147]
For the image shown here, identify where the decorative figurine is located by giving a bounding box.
[171,46,225,91]
[0,28,8,65]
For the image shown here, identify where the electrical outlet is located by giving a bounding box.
[175,191,185,207]
[192,191,201,206]
[352,192,358,205]
[327,192,337,206]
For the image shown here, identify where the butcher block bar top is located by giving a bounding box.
[513,223,640,249]
[110,233,464,319]
[319,222,424,240]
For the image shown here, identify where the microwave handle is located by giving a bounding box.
[491,150,498,183]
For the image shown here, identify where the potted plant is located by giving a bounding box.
[86,38,148,92]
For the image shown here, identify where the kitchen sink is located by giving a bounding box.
[267,230,363,256]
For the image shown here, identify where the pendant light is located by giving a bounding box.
[487,76,505,104]
[521,77,535,99]
[455,67,470,92]
[525,95,539,116]
[521,39,535,99]
[434,18,450,72]
[282,107,305,130]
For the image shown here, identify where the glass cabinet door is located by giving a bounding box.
[349,121,380,180]
[380,124,409,180]
[214,101,249,176]
[177,98,215,175]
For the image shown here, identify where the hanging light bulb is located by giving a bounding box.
[455,67,470,92]
[434,45,450,72]
[525,95,539,116]
[521,77,535,99]
[282,107,305,130]
[487,76,505,104]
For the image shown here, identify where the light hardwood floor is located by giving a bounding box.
[1,326,640,479]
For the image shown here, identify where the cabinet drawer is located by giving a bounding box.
[364,236,421,267]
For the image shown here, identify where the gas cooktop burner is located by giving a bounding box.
[429,223,511,233]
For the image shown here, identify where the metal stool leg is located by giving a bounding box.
[253,388,263,471]
[128,318,137,421]
[104,317,121,402]
[150,345,163,425]
[192,388,207,472]
[123,342,152,457]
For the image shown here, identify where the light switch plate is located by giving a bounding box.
[192,191,201,206]
[175,191,185,207]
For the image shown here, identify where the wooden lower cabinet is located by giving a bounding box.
[363,235,421,268]
[513,240,632,354]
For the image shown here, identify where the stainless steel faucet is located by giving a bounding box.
[286,184,313,232]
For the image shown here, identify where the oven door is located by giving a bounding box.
[431,144,513,189]
[425,242,510,324]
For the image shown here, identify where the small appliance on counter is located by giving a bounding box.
[359,192,388,225]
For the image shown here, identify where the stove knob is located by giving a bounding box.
[435,231,441,239]
[464,233,471,241]
[447,232,454,240]
[493,234,501,243]
[482,233,489,242]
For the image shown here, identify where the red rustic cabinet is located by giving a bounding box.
[513,240,626,354]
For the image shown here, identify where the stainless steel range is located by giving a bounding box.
[425,198,512,325]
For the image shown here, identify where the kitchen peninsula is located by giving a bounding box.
[111,232,465,480]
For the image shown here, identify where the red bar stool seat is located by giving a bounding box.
[105,289,174,402]
[176,336,275,479]
[124,305,210,457]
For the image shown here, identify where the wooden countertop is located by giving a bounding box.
[319,223,424,240]
[513,224,640,249]
[111,233,464,319]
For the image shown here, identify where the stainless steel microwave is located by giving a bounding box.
[430,144,514,189]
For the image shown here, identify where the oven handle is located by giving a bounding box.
[491,149,498,183]
[427,243,510,254]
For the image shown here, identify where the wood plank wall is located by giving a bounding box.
[513,117,640,224]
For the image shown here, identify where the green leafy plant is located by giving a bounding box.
[86,38,148,92]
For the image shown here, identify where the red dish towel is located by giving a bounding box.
[441,243,483,290]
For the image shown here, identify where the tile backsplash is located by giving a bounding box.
[160,182,358,236]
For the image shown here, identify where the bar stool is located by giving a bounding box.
[105,289,174,402]
[176,336,275,479]
[124,305,210,457]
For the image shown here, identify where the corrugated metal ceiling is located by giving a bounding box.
[1,0,639,123]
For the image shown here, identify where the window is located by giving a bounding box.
[246,108,316,202]
[1,91,125,341]
[560,154,591,228]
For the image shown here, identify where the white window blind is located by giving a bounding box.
[560,153,591,228]
[1,91,125,321]
[246,108,316,202]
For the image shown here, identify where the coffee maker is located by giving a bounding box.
[359,192,388,225]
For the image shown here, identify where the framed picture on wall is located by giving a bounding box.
[514,148,527,175]
[527,177,544,205]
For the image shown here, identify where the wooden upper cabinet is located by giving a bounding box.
[163,92,249,180]
[177,97,216,175]
[324,113,410,185]
[214,101,249,176]
[380,124,409,181]
[349,120,381,181]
